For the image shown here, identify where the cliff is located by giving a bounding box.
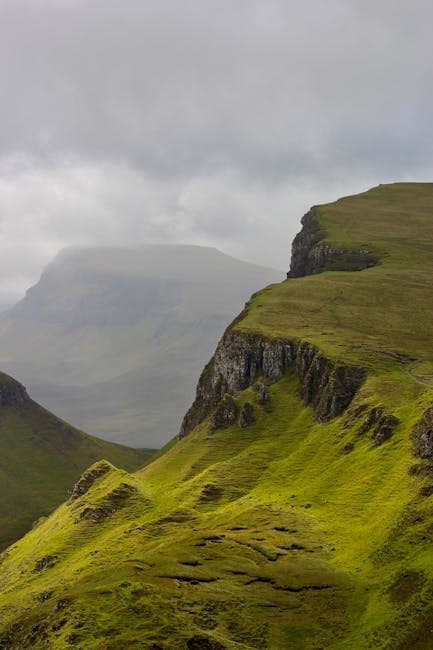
[180,331,365,437]
[1,184,433,648]
[287,207,378,277]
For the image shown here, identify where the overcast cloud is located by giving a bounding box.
[0,0,432,306]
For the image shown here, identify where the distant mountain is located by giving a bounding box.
[0,370,150,549]
[0,245,282,447]
[4,184,433,647]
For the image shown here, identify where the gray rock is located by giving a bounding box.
[296,342,365,422]
[358,407,399,446]
[210,394,237,431]
[239,402,255,428]
[413,406,433,458]
[287,207,378,278]
[180,331,364,437]
[253,380,269,403]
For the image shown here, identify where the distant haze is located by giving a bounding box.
[0,1,432,306]
[0,244,282,446]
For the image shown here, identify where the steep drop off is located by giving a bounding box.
[1,183,433,648]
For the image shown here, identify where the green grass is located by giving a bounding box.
[0,183,433,647]
[0,398,153,549]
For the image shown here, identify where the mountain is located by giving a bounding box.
[0,245,282,447]
[0,371,151,550]
[1,183,433,648]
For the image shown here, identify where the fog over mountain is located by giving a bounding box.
[0,244,281,446]
[0,1,432,307]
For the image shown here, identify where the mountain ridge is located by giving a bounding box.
[0,183,433,647]
[0,371,152,550]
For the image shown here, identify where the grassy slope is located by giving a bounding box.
[0,397,153,549]
[0,183,432,648]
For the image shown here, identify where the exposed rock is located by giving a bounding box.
[408,462,433,476]
[65,632,78,644]
[413,407,433,458]
[341,442,354,455]
[53,599,69,612]
[371,414,399,446]
[180,331,364,437]
[253,380,269,403]
[75,483,137,523]
[287,207,378,278]
[187,635,226,650]
[296,342,365,422]
[34,555,58,572]
[357,407,399,445]
[36,591,53,603]
[51,618,67,632]
[210,394,237,431]
[180,331,294,437]
[342,403,368,428]
[199,484,223,502]
[239,402,255,428]
[0,373,29,407]
[419,485,433,497]
[68,461,112,501]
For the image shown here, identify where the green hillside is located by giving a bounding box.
[1,183,433,648]
[0,373,152,550]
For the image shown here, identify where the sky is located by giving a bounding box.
[0,0,432,307]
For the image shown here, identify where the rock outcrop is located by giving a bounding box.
[180,331,364,437]
[413,407,433,458]
[210,395,237,431]
[0,373,29,407]
[296,342,365,422]
[180,332,294,437]
[68,461,113,501]
[358,407,399,446]
[239,402,255,428]
[287,208,378,278]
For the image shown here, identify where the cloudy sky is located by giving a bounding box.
[0,0,432,307]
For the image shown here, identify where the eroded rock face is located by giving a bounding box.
[239,402,255,428]
[210,395,237,431]
[71,481,137,524]
[180,331,294,437]
[0,374,29,407]
[287,208,378,278]
[180,331,364,437]
[413,407,433,458]
[358,407,399,446]
[296,342,365,423]
[34,555,58,572]
[68,461,112,501]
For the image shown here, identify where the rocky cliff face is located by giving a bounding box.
[179,331,294,436]
[179,206,378,438]
[412,407,433,458]
[180,331,364,437]
[0,373,29,407]
[287,208,378,278]
[295,342,365,423]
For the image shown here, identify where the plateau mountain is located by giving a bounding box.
[1,184,433,648]
[0,245,281,447]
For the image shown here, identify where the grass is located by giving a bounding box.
[0,183,432,647]
[0,398,153,549]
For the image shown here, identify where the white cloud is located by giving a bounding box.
[0,0,432,304]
